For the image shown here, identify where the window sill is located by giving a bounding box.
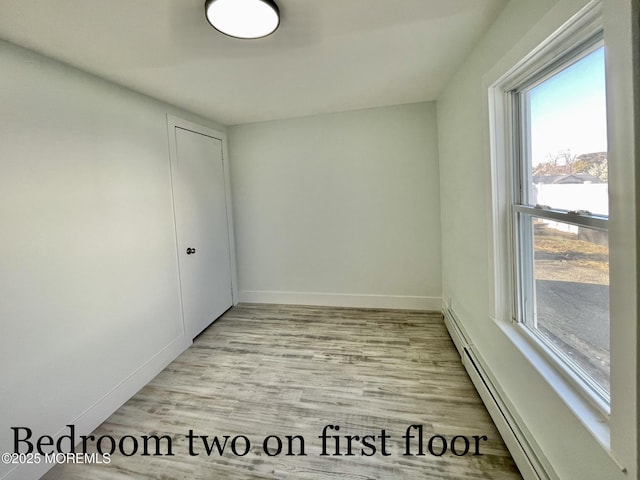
[492,316,618,462]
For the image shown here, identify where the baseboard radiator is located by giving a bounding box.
[443,307,557,480]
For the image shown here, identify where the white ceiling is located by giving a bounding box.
[0,0,506,125]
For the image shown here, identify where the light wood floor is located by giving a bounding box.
[44,304,522,479]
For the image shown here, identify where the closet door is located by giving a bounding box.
[172,125,233,339]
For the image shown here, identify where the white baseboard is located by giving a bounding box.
[4,334,191,480]
[443,307,558,480]
[239,290,441,311]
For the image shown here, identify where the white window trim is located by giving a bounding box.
[487,0,620,453]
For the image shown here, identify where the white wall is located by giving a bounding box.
[437,0,638,478]
[228,102,441,310]
[0,40,224,479]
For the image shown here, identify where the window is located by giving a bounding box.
[499,25,610,409]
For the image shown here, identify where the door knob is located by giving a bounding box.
[186,247,196,255]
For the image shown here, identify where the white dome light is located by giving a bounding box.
[205,0,280,39]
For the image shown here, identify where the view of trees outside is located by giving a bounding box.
[533,150,607,182]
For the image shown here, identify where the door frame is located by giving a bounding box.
[166,114,239,335]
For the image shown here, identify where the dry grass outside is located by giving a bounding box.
[533,223,609,284]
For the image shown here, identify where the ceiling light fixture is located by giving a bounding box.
[204,0,280,39]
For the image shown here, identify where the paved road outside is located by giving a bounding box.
[534,276,609,390]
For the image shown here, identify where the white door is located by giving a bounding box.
[172,126,233,339]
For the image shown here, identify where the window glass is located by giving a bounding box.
[512,41,610,401]
[528,215,610,393]
[525,47,608,215]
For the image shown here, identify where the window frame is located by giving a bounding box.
[490,3,611,416]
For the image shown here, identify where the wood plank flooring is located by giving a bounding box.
[43,304,522,479]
